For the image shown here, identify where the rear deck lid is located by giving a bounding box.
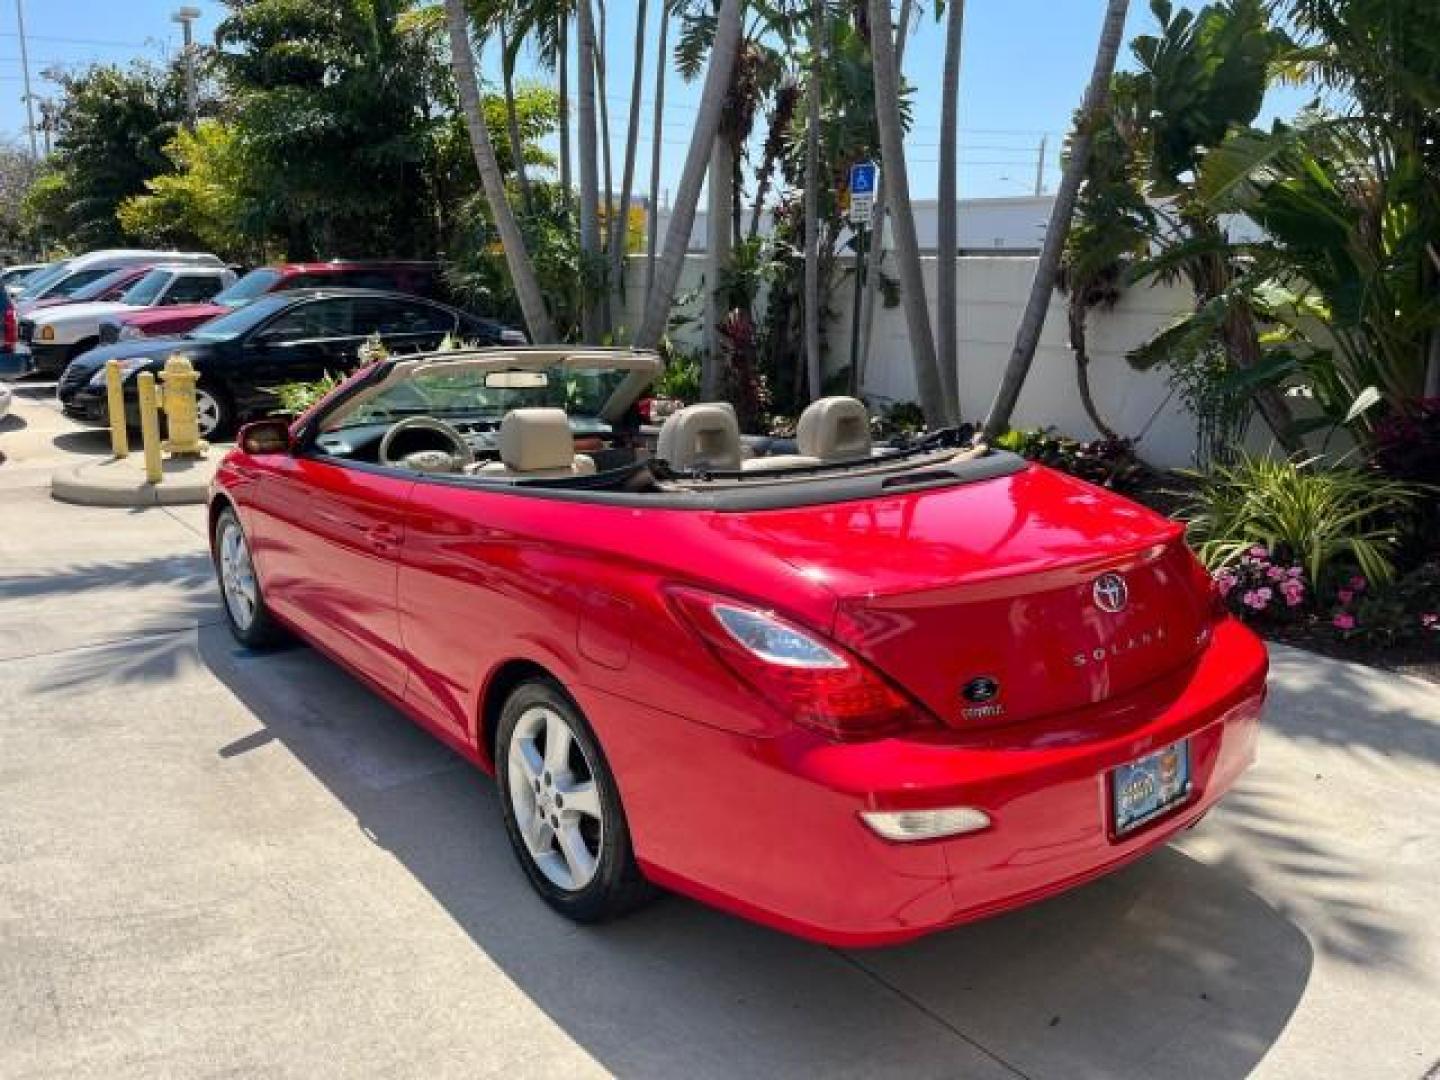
[711,465,1213,729]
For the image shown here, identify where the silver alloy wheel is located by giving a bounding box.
[218,518,258,631]
[507,705,605,891]
[194,388,222,438]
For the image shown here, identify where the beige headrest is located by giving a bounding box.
[656,402,743,471]
[498,408,578,472]
[797,396,872,460]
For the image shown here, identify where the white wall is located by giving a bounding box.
[622,253,1238,470]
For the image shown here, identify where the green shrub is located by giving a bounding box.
[272,372,343,416]
[996,427,1146,492]
[1180,454,1422,588]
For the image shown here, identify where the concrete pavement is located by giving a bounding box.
[2,388,1437,1079]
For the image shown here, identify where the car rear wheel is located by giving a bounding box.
[213,506,284,648]
[497,680,654,922]
[194,383,234,441]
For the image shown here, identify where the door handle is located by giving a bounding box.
[366,523,401,554]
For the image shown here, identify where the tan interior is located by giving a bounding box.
[475,408,596,478]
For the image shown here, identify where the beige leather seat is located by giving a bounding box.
[476,408,596,479]
[656,402,743,471]
[743,396,872,472]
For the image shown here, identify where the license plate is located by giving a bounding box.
[1111,740,1190,836]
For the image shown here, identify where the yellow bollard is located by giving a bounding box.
[105,359,129,459]
[159,354,209,457]
[136,372,163,485]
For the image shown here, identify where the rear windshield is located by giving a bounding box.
[120,269,173,306]
[15,261,70,297]
[69,267,142,301]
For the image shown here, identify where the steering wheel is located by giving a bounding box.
[378,416,476,473]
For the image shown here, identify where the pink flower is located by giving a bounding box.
[1280,579,1305,607]
[1349,575,1367,593]
[1422,614,1439,630]
[1243,589,1272,611]
[1250,545,1268,558]
[1338,589,1354,604]
[1215,570,1237,597]
[1333,613,1357,631]
[1287,566,1304,579]
[1266,566,1287,582]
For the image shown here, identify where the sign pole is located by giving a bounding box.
[847,221,868,397]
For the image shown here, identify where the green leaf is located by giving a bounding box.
[1342,386,1381,425]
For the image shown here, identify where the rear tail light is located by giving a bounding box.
[667,587,926,740]
[3,305,15,349]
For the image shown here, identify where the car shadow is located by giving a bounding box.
[195,624,1317,1080]
[51,430,114,457]
[0,413,25,434]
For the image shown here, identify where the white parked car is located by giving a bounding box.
[23,265,237,376]
[15,250,224,311]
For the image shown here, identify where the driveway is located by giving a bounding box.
[2,388,1437,1079]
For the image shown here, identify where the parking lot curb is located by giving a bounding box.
[50,454,216,507]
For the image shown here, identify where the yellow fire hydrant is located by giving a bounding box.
[159,354,209,457]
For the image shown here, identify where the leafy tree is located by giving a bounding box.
[22,59,200,249]
[0,140,40,255]
[214,0,450,258]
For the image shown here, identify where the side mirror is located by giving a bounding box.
[238,418,293,455]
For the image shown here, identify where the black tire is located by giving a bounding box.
[496,679,655,923]
[193,381,236,441]
[211,506,285,648]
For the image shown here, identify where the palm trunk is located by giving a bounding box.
[634,0,744,350]
[803,0,824,401]
[981,0,1130,441]
[854,0,913,393]
[499,25,534,215]
[705,138,734,396]
[748,82,795,242]
[645,5,669,299]
[576,0,603,341]
[558,13,572,196]
[609,0,649,331]
[1427,326,1440,399]
[445,0,555,343]
[594,1,616,333]
[1069,291,1117,439]
[935,0,965,423]
[868,0,945,428]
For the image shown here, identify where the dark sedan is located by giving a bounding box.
[58,289,524,438]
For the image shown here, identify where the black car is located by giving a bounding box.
[58,289,523,438]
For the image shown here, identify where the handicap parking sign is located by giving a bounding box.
[849,162,878,196]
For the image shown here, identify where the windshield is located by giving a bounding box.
[213,268,280,308]
[17,260,72,298]
[120,268,176,307]
[187,293,293,341]
[327,362,634,431]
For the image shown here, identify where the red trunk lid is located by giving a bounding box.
[712,465,1213,729]
[116,303,226,336]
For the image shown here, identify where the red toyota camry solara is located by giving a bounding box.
[210,346,1268,946]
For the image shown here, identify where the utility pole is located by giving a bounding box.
[15,0,37,158]
[172,6,201,128]
[1033,135,1047,196]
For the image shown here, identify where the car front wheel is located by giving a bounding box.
[213,506,284,648]
[194,382,234,440]
[497,680,654,923]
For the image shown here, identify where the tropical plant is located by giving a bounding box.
[934,0,966,418]
[868,0,948,428]
[272,371,345,415]
[983,0,1131,441]
[445,0,557,342]
[1179,453,1423,587]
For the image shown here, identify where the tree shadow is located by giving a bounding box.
[1264,644,1440,768]
[191,624,1321,1080]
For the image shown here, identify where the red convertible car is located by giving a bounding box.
[210,347,1268,946]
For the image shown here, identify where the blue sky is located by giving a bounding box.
[3,1,1312,201]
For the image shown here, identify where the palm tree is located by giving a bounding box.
[576,0,603,340]
[934,0,965,418]
[558,12,572,194]
[444,0,556,342]
[802,0,823,401]
[867,0,946,428]
[645,3,670,296]
[608,0,650,327]
[497,23,535,214]
[981,0,1130,442]
[635,0,745,349]
[854,0,912,391]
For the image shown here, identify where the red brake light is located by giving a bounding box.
[667,587,925,740]
[3,305,15,349]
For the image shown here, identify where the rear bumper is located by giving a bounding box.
[583,618,1268,947]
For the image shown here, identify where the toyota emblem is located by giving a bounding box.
[1093,573,1129,613]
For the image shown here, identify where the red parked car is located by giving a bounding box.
[101,260,448,343]
[210,348,1268,946]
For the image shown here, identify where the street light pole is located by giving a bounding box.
[171,5,201,128]
[15,0,38,158]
